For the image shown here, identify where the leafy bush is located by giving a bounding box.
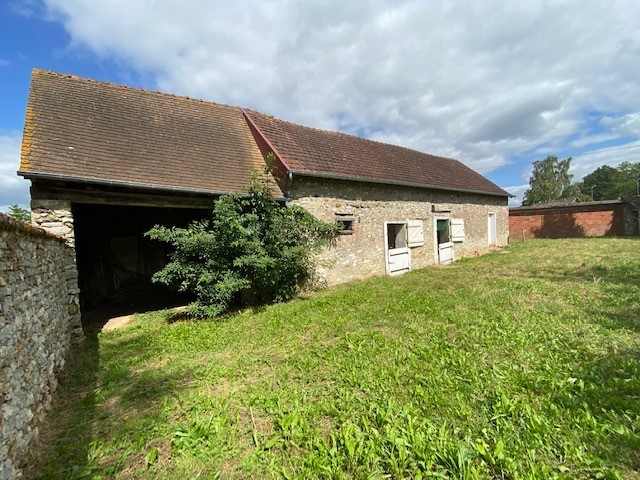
[146,168,339,317]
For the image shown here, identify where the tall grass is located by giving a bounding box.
[28,238,640,479]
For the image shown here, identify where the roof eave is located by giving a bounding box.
[290,170,511,198]
[18,170,286,201]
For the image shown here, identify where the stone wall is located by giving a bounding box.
[30,199,81,336]
[31,199,76,247]
[0,212,81,479]
[290,177,509,286]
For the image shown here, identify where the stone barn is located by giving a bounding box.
[18,69,510,329]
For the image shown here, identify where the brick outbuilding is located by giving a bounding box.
[509,197,640,240]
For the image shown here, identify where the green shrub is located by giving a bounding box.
[7,204,30,222]
[146,166,339,317]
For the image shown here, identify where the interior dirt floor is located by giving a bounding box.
[80,282,191,334]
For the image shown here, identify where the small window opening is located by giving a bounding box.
[335,213,355,235]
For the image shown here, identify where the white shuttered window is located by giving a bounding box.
[451,218,465,242]
[407,220,424,247]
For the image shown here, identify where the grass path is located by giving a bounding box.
[27,238,640,479]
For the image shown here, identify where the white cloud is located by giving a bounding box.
[569,140,640,181]
[9,0,42,17]
[504,184,529,207]
[569,133,619,149]
[0,132,30,210]
[504,140,640,207]
[601,113,640,138]
[38,0,640,177]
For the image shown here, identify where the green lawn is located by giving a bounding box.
[28,238,640,479]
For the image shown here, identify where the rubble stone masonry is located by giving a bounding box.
[0,212,81,479]
[31,199,76,247]
[290,178,509,286]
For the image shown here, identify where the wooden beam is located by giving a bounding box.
[31,183,217,209]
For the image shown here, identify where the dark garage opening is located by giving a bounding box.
[73,203,209,329]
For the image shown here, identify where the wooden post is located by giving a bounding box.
[522,228,526,242]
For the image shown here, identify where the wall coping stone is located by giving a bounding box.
[0,213,65,242]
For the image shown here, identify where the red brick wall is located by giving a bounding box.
[509,205,625,239]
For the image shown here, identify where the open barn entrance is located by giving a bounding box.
[73,204,209,330]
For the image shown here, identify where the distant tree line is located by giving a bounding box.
[522,156,640,206]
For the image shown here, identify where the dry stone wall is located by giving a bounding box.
[30,199,81,337]
[0,212,81,479]
[290,177,509,286]
[31,199,76,247]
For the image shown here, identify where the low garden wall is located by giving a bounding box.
[509,202,625,239]
[0,213,81,479]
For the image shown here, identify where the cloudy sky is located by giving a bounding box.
[1,0,640,210]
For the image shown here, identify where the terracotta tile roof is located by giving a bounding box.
[19,69,283,197]
[244,109,510,197]
[20,69,508,199]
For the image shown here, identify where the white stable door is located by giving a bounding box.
[385,222,411,275]
[488,213,497,246]
[436,218,453,264]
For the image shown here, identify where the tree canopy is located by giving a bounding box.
[521,156,640,206]
[522,155,573,206]
[580,161,640,200]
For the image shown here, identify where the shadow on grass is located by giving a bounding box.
[162,285,319,324]
[581,262,639,333]
[163,302,279,324]
[592,305,640,332]
[165,307,231,324]
[551,344,640,473]
[513,239,640,333]
[523,261,640,291]
[23,335,100,478]
[570,261,640,289]
[25,331,193,479]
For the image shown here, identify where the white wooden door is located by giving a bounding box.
[438,242,453,264]
[385,222,411,276]
[488,213,497,245]
[436,218,453,264]
[388,247,411,274]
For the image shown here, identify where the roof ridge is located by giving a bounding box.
[32,68,242,111]
[244,107,463,164]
